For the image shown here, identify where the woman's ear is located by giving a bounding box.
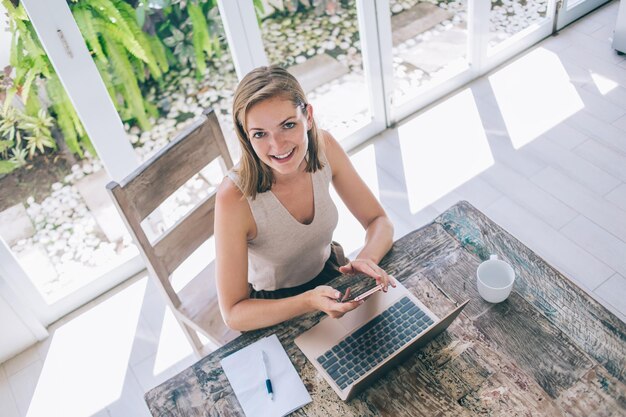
[305,103,314,130]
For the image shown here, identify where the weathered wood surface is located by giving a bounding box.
[145,201,626,416]
[436,202,626,382]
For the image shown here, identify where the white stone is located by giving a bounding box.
[392,4,404,14]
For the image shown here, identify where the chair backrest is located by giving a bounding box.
[107,109,233,307]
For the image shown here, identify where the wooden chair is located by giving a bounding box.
[107,109,240,356]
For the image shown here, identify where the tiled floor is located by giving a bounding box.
[2,1,626,415]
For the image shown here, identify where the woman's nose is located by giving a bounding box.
[269,131,286,147]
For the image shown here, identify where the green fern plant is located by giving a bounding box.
[2,0,171,164]
[104,36,152,129]
[72,0,169,130]
[188,2,211,75]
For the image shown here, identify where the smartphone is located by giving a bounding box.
[339,284,385,303]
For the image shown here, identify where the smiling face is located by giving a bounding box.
[245,96,313,178]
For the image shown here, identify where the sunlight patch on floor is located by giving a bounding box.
[489,47,584,149]
[330,143,380,256]
[25,279,146,417]
[397,89,493,214]
[589,71,619,95]
[153,307,194,375]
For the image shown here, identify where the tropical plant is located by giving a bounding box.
[70,0,169,130]
[21,109,56,157]
[0,106,56,174]
[2,0,90,158]
[1,0,171,164]
[155,0,225,77]
[9,147,29,169]
[0,138,13,169]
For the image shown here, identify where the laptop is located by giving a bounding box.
[295,279,468,401]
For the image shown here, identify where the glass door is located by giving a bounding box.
[1,0,145,325]
[383,0,475,123]
[7,0,615,328]
[7,0,244,325]
[378,0,558,125]
[485,0,556,59]
[556,0,611,29]
[239,0,387,148]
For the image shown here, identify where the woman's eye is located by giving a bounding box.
[284,122,296,129]
[252,132,265,139]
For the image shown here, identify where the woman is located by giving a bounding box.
[215,65,395,331]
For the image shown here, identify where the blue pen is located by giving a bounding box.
[261,350,274,400]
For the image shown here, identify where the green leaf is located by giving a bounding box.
[103,36,151,130]
[73,6,107,65]
[172,27,185,43]
[163,36,177,47]
[20,65,38,104]
[46,74,85,157]
[136,4,146,28]
[92,19,150,63]
[253,0,267,16]
[114,0,163,77]
[148,34,170,73]
[0,139,13,153]
[54,103,82,156]
[0,160,17,174]
[2,87,17,114]
[80,133,97,157]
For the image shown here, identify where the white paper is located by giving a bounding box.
[221,334,312,417]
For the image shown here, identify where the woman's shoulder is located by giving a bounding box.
[319,129,347,177]
[319,128,338,149]
[217,173,247,211]
[216,173,257,237]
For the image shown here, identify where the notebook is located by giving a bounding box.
[221,334,312,417]
[295,280,468,401]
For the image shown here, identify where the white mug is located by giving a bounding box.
[476,254,515,303]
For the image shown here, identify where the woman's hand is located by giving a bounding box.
[306,286,362,318]
[339,258,397,291]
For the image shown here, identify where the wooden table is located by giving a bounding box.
[145,201,626,416]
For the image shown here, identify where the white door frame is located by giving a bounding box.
[557,0,612,30]
[0,238,49,324]
[217,0,268,79]
[4,0,145,325]
[335,0,392,150]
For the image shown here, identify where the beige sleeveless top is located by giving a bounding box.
[227,154,338,291]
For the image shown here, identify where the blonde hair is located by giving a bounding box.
[232,65,323,199]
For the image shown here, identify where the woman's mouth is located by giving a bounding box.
[270,148,295,163]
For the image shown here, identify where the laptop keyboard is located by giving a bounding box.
[316,296,434,390]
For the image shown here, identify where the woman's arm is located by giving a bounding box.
[323,131,396,289]
[214,177,359,331]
